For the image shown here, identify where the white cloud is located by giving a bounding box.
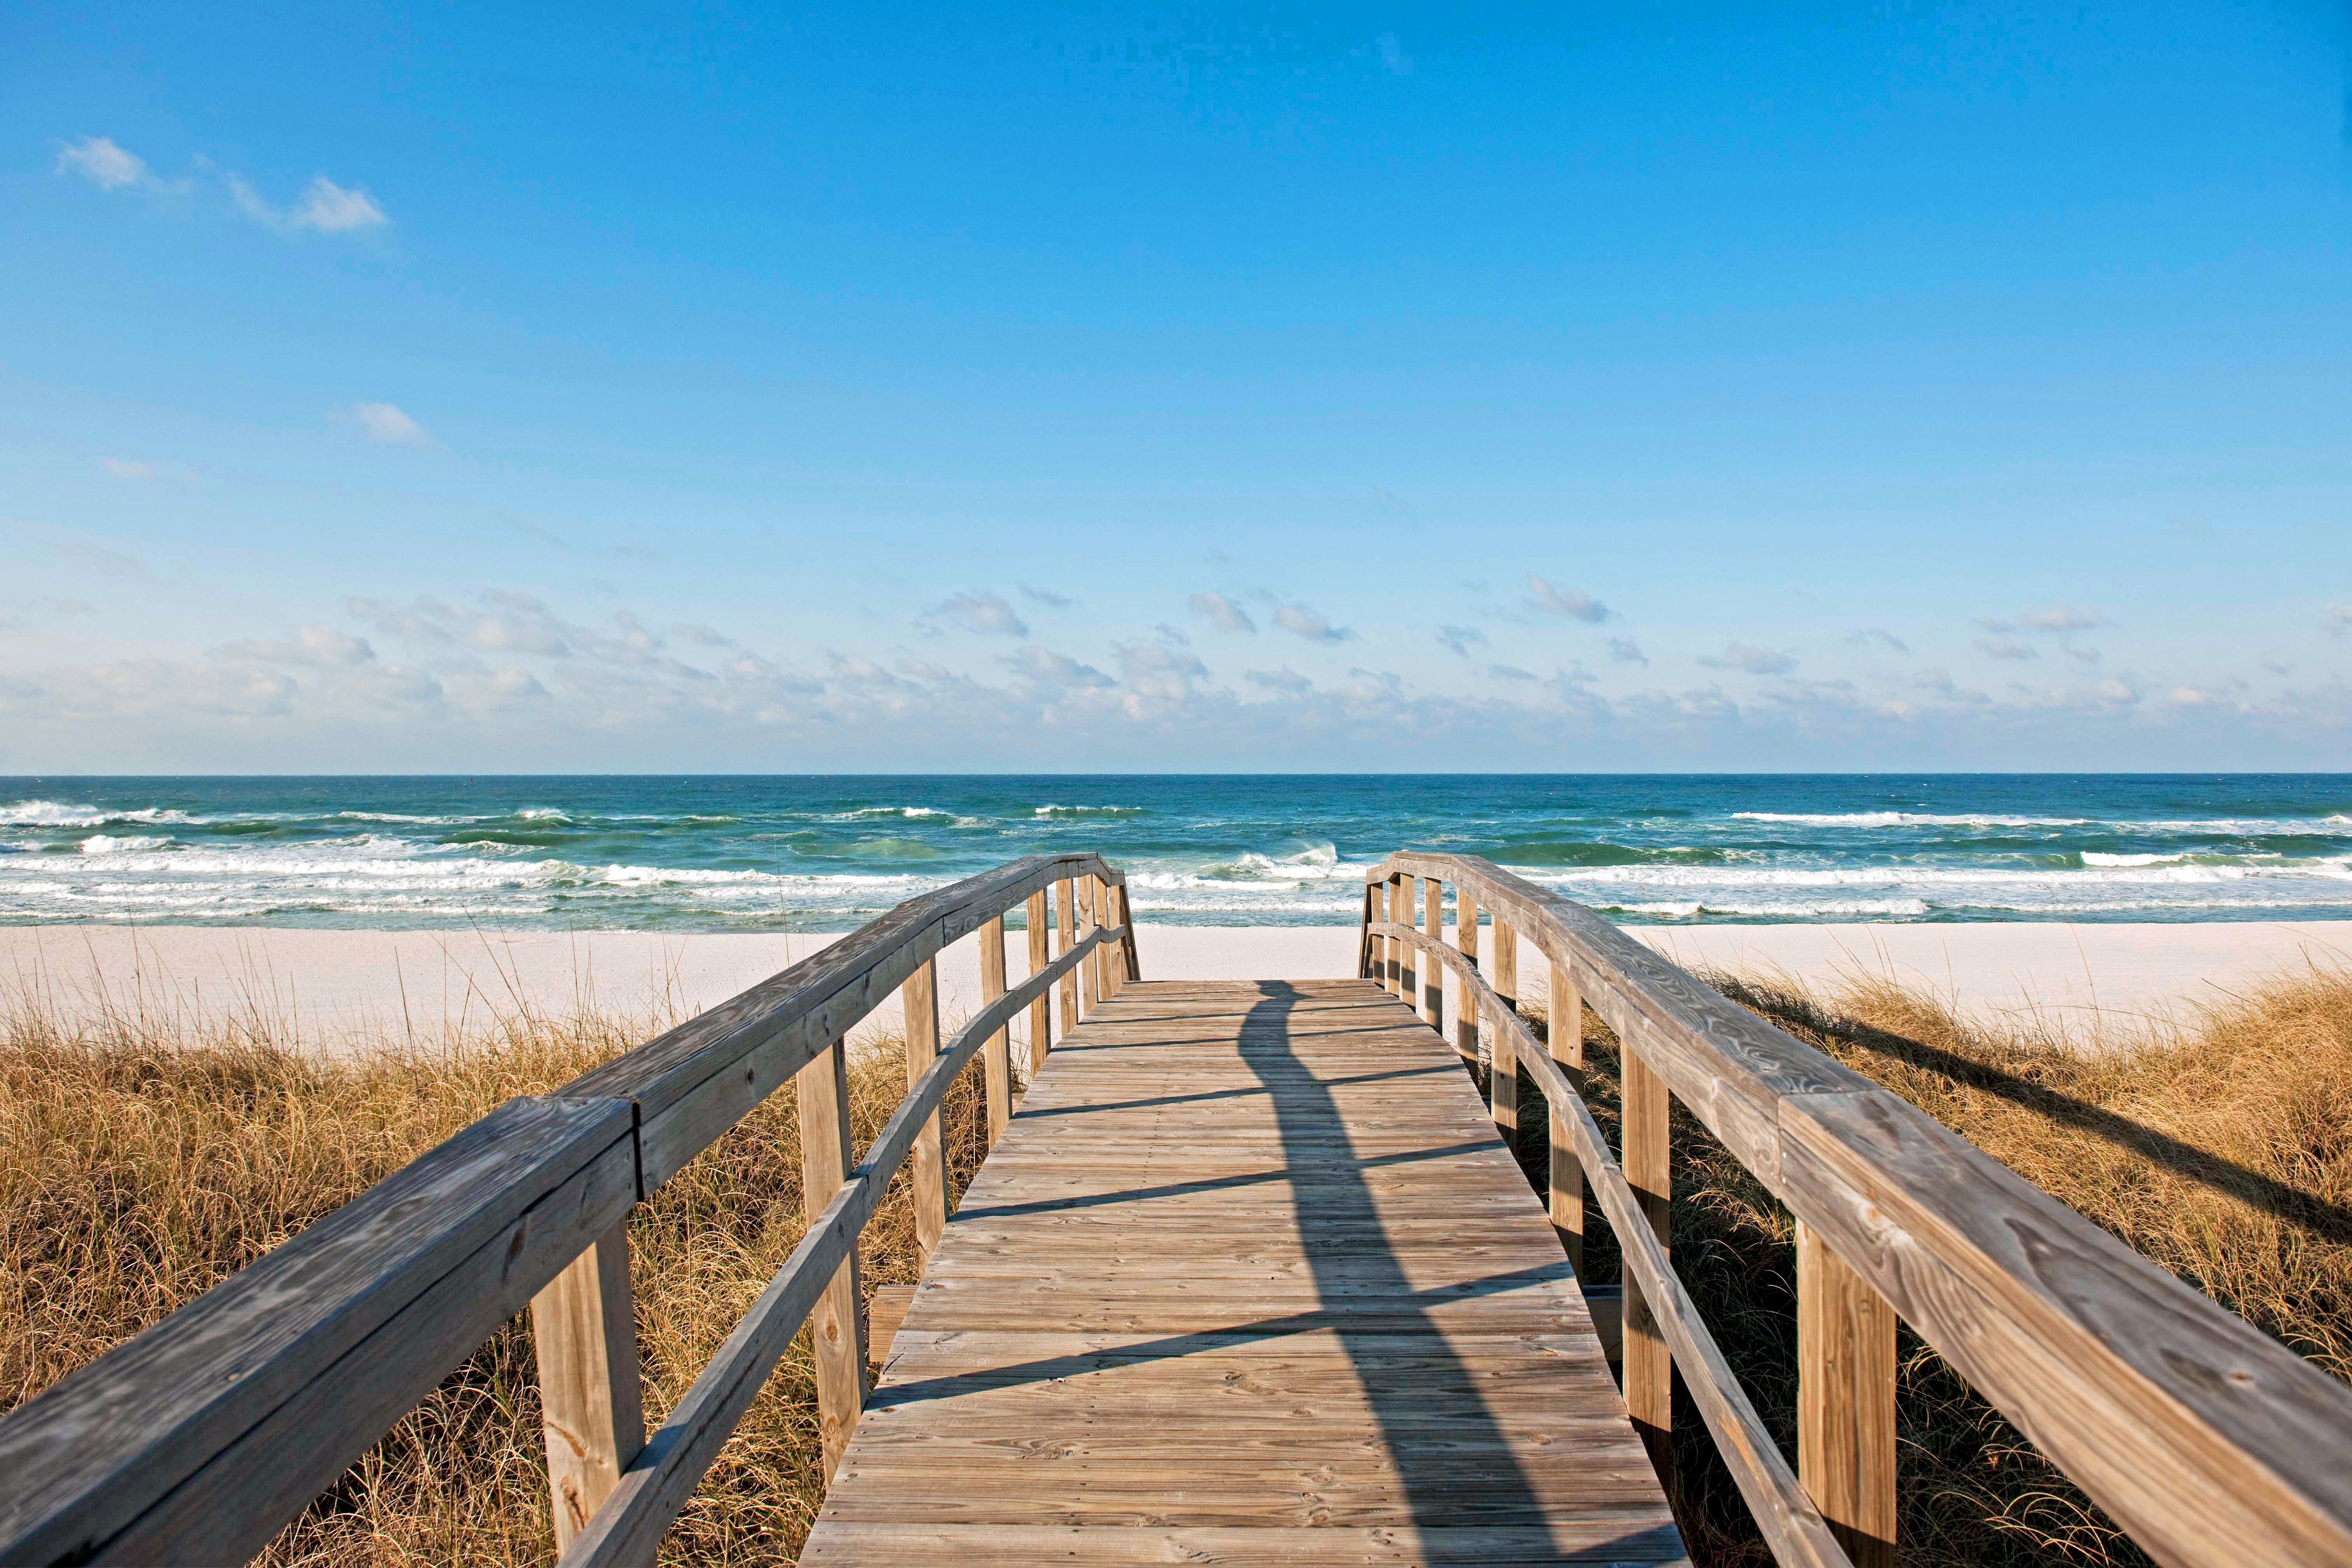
[353,402,430,447]
[292,177,387,232]
[1607,637,1648,666]
[1245,667,1311,693]
[1275,603,1352,642]
[2326,605,2351,638]
[230,172,388,233]
[926,591,1028,638]
[56,136,150,191]
[1190,592,1256,633]
[1975,635,2039,661]
[1848,628,1911,654]
[670,622,733,647]
[1697,642,1796,676]
[1436,624,1486,657]
[1019,584,1076,608]
[1488,663,1536,681]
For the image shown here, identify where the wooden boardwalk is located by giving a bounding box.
[800,978,1685,1566]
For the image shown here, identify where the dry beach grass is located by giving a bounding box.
[3,954,2349,1564]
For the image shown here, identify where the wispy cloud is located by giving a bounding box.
[1189,592,1256,633]
[51,541,158,581]
[1847,628,1911,654]
[1245,667,1311,693]
[1607,636,1648,666]
[217,625,377,667]
[228,172,388,233]
[350,402,431,448]
[926,590,1028,638]
[2326,604,2350,638]
[60,135,387,233]
[1697,642,1796,676]
[1487,663,1536,681]
[2016,604,2106,632]
[1527,576,1611,623]
[1974,634,2039,661]
[1374,31,1412,75]
[1019,584,1075,608]
[1435,624,1486,657]
[1275,603,1352,643]
[56,136,154,192]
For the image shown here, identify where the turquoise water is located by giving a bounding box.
[2,775,2348,930]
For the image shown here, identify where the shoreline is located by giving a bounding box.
[7,918,2350,1050]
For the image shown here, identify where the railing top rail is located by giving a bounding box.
[1366,850,2352,1568]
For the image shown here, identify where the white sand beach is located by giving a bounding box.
[6,917,2348,1051]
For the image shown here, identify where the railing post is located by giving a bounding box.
[1025,889,1052,1072]
[1799,1222,1899,1567]
[1113,881,1141,981]
[980,913,1012,1145]
[902,958,947,1258]
[530,1219,644,1551]
[1488,915,1517,1141]
[1076,877,1098,1018]
[1387,872,1407,998]
[1622,1048,1674,1487]
[1455,887,1482,1071]
[1547,960,1584,1274]
[1419,875,1443,1028]
[1358,882,1376,978]
[1056,875,1078,1031]
[795,1038,864,1479]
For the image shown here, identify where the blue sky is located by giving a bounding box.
[4,2,2349,772]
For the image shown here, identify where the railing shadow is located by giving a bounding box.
[1234,979,1564,1540]
[1720,977,2352,1248]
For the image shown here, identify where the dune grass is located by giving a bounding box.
[1510,961,2352,1567]
[5,957,2350,1565]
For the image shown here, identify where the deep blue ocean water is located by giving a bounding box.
[2,775,2348,931]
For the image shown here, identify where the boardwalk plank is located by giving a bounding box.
[800,978,1684,1566]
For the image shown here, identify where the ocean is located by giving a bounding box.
[1,775,2348,931]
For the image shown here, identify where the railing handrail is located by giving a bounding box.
[1361,850,2352,1568]
[0,852,1138,1568]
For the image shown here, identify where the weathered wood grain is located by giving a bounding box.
[1026,890,1052,1071]
[798,1040,865,1479]
[980,915,1012,1145]
[1057,876,1079,1039]
[903,959,947,1259]
[531,1219,645,1551]
[1797,1222,1895,1568]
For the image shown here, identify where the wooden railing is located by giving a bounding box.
[1359,852,2352,1568]
[0,853,1139,1568]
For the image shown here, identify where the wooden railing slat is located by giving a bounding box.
[532,1218,645,1552]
